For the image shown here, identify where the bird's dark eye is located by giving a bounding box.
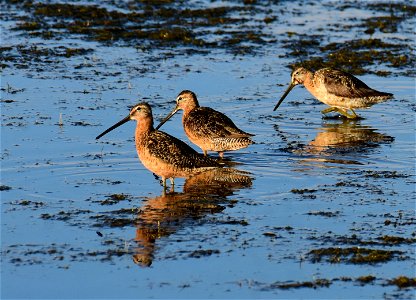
[178,97,182,102]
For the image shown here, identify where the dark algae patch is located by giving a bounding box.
[363,170,410,179]
[3,0,414,76]
[283,3,415,76]
[356,275,376,284]
[288,38,414,76]
[267,279,332,290]
[308,247,405,264]
[257,275,415,292]
[189,249,220,258]
[311,233,416,246]
[0,44,93,69]
[290,188,317,194]
[6,1,270,53]
[362,3,416,34]
[99,193,130,205]
[387,276,416,289]
[0,185,12,191]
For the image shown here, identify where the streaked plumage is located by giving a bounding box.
[274,67,394,119]
[156,90,254,158]
[96,102,219,188]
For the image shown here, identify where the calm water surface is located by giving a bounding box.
[1,1,415,299]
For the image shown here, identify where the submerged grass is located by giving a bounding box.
[4,0,413,75]
[8,1,266,52]
[288,38,414,76]
[308,247,405,264]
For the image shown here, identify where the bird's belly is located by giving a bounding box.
[184,127,212,151]
[308,87,363,109]
[185,129,250,152]
[136,148,189,179]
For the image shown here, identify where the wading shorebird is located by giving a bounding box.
[273,67,394,119]
[96,102,219,189]
[156,90,254,158]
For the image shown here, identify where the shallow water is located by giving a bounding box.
[1,1,415,299]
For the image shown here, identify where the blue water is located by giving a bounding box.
[1,1,415,299]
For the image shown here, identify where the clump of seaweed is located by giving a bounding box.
[387,276,416,289]
[356,275,376,284]
[289,38,414,76]
[282,1,415,77]
[7,1,269,53]
[308,247,405,264]
[269,279,331,289]
[0,44,93,69]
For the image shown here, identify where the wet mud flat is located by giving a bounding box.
[1,0,415,299]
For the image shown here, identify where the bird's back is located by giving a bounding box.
[318,68,393,99]
[185,107,253,139]
[141,129,219,170]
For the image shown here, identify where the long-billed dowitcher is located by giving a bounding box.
[156,90,254,158]
[274,67,394,119]
[96,102,219,188]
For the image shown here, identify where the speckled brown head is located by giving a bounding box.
[273,67,312,111]
[96,102,153,140]
[155,90,199,130]
[290,67,310,85]
[176,90,199,111]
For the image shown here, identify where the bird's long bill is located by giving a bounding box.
[155,106,179,130]
[96,115,130,140]
[273,83,295,111]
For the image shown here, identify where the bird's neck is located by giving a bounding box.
[135,118,153,139]
[182,102,198,118]
[303,71,314,88]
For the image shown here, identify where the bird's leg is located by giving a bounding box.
[321,107,338,115]
[203,150,207,156]
[162,177,167,192]
[169,177,175,192]
[349,108,358,119]
[336,108,358,119]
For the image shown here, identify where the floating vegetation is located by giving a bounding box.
[12,200,45,208]
[312,233,416,246]
[258,275,416,292]
[356,275,376,284]
[0,185,12,191]
[0,44,93,69]
[267,279,332,290]
[189,249,220,258]
[387,276,416,289]
[7,1,268,53]
[306,211,340,218]
[308,247,405,264]
[290,188,317,194]
[2,0,414,75]
[99,193,130,205]
[289,38,414,76]
[363,170,410,179]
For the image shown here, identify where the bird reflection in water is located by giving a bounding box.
[132,167,253,267]
[294,119,394,165]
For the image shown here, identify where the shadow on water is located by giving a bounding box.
[132,167,253,267]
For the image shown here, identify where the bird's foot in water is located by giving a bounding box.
[322,107,361,119]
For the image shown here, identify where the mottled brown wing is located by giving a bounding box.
[147,130,219,168]
[185,107,253,139]
[321,68,393,98]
